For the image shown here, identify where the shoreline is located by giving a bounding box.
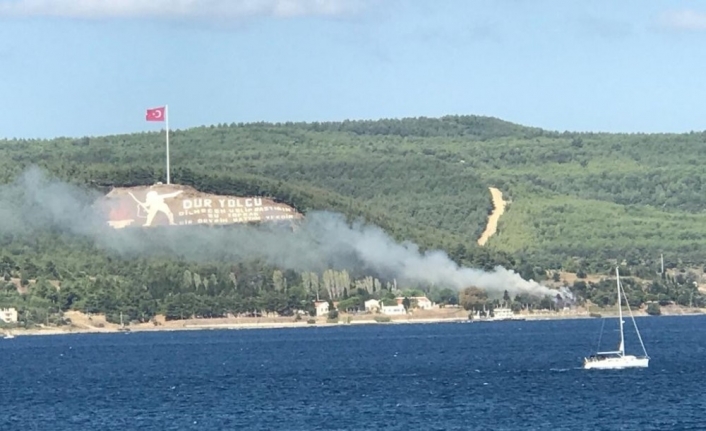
[5,309,704,338]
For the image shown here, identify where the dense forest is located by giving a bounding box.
[1,115,705,326]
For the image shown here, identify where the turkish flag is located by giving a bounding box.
[146,106,166,121]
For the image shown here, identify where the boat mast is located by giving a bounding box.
[616,267,624,356]
[620,271,649,359]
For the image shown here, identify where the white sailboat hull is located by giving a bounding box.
[583,355,649,370]
[583,267,650,370]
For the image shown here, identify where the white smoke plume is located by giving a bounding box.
[0,167,569,299]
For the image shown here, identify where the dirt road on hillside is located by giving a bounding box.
[477,187,506,246]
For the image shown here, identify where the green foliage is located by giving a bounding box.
[646,303,661,316]
[1,115,705,323]
[430,287,458,306]
[572,271,704,311]
[402,297,411,311]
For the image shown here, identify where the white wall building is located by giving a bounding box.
[0,308,18,323]
[395,296,435,310]
[492,307,515,319]
[364,299,381,312]
[414,297,434,310]
[381,304,406,315]
[314,301,329,317]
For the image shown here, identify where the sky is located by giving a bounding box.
[1,0,706,139]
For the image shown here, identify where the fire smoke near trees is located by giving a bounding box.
[0,167,570,300]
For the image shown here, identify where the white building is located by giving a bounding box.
[0,308,18,323]
[381,304,406,315]
[395,296,435,310]
[492,307,515,319]
[414,297,434,310]
[364,299,381,312]
[314,301,329,317]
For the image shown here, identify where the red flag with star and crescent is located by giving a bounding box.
[146,106,165,121]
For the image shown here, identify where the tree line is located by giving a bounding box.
[1,115,705,326]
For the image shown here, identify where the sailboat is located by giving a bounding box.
[583,267,649,370]
[118,312,130,333]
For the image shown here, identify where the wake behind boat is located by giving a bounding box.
[583,267,649,370]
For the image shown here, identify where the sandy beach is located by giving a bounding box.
[5,305,701,338]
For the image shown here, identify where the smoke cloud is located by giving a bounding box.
[0,0,371,20]
[655,9,706,32]
[1,167,570,299]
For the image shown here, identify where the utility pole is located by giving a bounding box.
[658,253,665,279]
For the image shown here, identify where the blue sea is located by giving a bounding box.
[1,316,704,430]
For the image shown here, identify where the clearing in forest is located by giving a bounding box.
[477,187,506,246]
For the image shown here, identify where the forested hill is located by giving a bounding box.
[0,116,706,323]
[1,115,706,325]
[4,115,706,269]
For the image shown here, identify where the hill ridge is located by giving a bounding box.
[2,114,706,328]
[1,115,705,271]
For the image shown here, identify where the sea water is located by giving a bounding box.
[1,316,704,430]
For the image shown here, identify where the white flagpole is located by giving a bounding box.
[165,104,170,184]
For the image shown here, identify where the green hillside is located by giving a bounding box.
[10,115,706,263]
[1,115,705,325]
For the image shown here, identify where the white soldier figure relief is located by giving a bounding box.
[101,184,302,229]
[129,189,183,227]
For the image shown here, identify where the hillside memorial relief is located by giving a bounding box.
[97,184,303,229]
